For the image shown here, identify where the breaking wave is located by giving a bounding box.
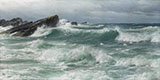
[1,21,160,80]
[29,21,160,43]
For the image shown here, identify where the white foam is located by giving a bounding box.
[58,19,70,25]
[141,26,159,30]
[0,26,13,39]
[0,26,13,32]
[127,72,160,80]
[115,27,160,43]
[0,39,46,61]
[38,45,113,64]
[49,70,112,80]
[31,25,53,37]
[151,30,160,42]
[0,66,42,80]
[116,31,149,42]
[57,23,110,36]
[115,56,150,66]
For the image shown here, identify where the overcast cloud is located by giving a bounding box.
[0,0,160,23]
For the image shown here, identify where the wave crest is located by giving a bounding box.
[29,22,160,43]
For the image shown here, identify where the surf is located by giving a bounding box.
[0,21,160,80]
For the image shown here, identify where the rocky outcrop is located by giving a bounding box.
[0,18,23,27]
[0,15,59,37]
[0,19,6,25]
[71,22,78,25]
[81,22,88,24]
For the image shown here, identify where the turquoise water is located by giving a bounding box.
[0,21,160,80]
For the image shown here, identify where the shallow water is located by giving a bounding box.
[0,21,160,80]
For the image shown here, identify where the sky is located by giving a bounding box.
[0,0,160,23]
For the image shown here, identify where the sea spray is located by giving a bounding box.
[0,22,160,80]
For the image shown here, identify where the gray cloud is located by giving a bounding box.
[0,0,159,23]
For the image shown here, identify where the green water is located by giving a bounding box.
[0,23,160,80]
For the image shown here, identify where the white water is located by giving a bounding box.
[0,24,160,80]
[116,26,160,43]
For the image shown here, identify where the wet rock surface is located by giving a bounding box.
[0,15,59,37]
[0,18,23,27]
[71,22,78,25]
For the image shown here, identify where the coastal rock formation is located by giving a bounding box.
[0,18,23,27]
[71,22,78,25]
[81,22,88,24]
[0,15,59,37]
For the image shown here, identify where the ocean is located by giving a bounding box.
[0,20,160,80]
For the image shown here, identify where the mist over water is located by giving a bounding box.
[0,20,160,80]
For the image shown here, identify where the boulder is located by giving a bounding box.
[81,22,88,24]
[71,22,78,25]
[0,15,59,37]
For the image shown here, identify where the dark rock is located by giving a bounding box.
[19,21,28,25]
[0,19,6,26]
[81,22,88,24]
[0,18,23,27]
[4,22,33,34]
[71,22,78,25]
[66,21,70,23]
[0,15,59,37]
[0,19,6,23]
[34,15,59,27]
